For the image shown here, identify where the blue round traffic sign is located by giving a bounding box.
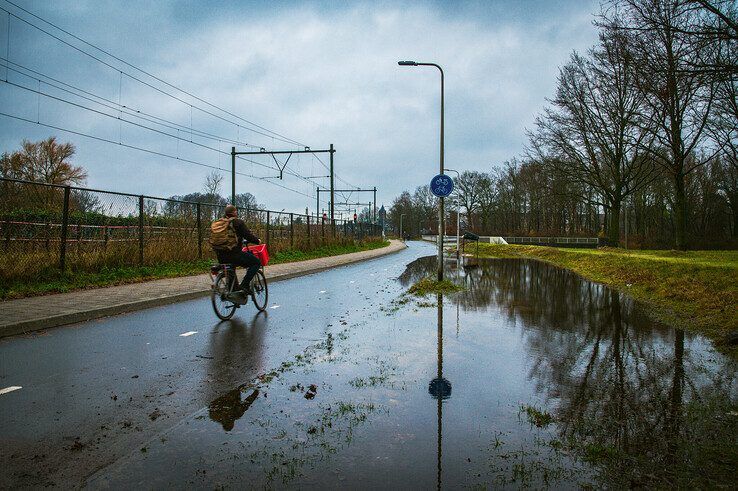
[430,174,454,197]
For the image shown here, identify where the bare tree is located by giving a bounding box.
[452,171,489,232]
[203,170,224,200]
[530,29,656,246]
[600,0,718,249]
[1,137,86,185]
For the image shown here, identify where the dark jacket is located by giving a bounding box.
[226,218,260,253]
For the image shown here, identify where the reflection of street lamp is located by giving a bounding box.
[400,213,406,241]
[429,293,451,490]
[398,60,445,281]
[445,169,461,258]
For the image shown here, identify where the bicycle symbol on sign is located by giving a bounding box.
[430,174,454,198]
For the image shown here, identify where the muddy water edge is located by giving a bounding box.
[89,246,738,488]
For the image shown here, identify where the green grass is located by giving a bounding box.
[475,243,738,354]
[408,277,464,296]
[270,240,389,263]
[0,240,390,300]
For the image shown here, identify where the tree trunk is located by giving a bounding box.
[608,201,621,247]
[673,173,687,250]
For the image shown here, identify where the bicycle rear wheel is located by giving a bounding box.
[211,271,237,320]
[250,270,268,312]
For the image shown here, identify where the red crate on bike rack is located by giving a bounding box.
[244,244,269,266]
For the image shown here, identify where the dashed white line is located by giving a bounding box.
[270,305,281,309]
[0,386,22,396]
[319,290,327,294]
[179,331,198,337]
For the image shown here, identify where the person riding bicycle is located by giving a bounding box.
[209,204,261,299]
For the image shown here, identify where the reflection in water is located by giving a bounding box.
[428,293,451,491]
[209,387,260,432]
[207,313,268,431]
[405,255,738,486]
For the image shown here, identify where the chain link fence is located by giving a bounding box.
[0,177,382,284]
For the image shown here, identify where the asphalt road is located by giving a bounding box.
[0,242,431,488]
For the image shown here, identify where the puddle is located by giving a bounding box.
[90,253,738,488]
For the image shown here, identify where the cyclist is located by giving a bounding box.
[209,204,261,300]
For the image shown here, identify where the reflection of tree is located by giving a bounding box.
[490,260,737,486]
[397,256,738,485]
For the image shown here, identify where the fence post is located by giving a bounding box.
[306,215,311,245]
[4,215,10,252]
[321,216,325,240]
[59,186,70,271]
[266,211,271,247]
[289,213,294,248]
[196,202,202,259]
[332,219,336,238]
[138,195,144,266]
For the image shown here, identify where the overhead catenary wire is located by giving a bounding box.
[0,111,333,204]
[0,5,301,148]
[0,1,304,148]
[2,0,304,148]
[0,71,330,193]
[0,0,355,203]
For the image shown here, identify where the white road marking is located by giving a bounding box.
[0,386,22,396]
[179,331,198,337]
[270,305,281,309]
[319,290,327,294]
[350,281,355,284]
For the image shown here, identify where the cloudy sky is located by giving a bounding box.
[0,0,600,215]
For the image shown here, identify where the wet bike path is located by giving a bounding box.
[0,241,422,488]
[0,240,406,338]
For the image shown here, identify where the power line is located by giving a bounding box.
[0,4,302,148]
[0,72,331,192]
[0,1,356,198]
[0,0,304,148]
[0,111,331,203]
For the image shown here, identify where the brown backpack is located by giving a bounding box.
[209,217,238,251]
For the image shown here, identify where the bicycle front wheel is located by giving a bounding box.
[250,270,268,312]
[211,271,237,320]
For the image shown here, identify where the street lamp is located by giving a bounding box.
[445,169,461,258]
[398,60,445,281]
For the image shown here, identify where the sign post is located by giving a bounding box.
[430,174,453,280]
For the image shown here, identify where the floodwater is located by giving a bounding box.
[89,250,738,489]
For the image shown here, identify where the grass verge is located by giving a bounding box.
[475,243,738,355]
[408,277,464,296]
[0,240,390,300]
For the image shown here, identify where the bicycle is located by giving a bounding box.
[210,263,268,320]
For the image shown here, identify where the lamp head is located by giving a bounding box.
[398,60,418,66]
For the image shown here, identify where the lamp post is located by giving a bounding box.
[445,168,461,258]
[398,60,445,281]
[400,213,406,242]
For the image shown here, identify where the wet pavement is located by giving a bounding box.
[1,241,737,488]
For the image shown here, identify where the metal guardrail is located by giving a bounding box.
[503,236,598,245]
[422,234,599,247]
